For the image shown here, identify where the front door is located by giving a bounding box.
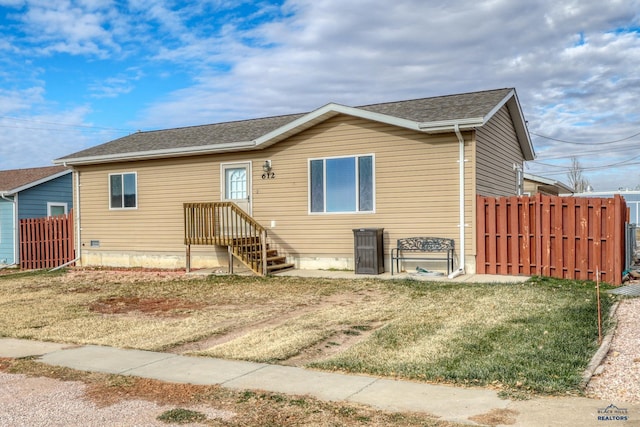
[221,162,252,214]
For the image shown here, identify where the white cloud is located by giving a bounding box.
[1,0,640,190]
[130,0,640,189]
[0,87,45,114]
[89,68,144,98]
[0,106,104,168]
[18,1,117,56]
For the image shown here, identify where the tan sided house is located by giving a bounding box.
[54,88,535,276]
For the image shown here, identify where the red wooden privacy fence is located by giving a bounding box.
[19,210,75,269]
[477,194,628,285]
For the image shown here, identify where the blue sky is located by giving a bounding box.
[1,0,639,191]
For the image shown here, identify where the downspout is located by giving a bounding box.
[0,192,18,267]
[448,124,466,279]
[50,168,81,271]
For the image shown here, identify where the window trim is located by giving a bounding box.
[108,172,138,210]
[47,202,68,217]
[308,153,375,215]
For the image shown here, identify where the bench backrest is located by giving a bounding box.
[396,237,454,252]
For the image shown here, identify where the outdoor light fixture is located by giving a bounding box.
[262,160,272,172]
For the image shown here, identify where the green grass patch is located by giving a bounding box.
[157,408,207,424]
[311,276,617,396]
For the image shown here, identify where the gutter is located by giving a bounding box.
[0,192,19,266]
[449,124,466,279]
[417,122,468,279]
[50,169,81,271]
[418,118,484,133]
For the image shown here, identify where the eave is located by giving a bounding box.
[0,169,72,195]
[55,141,257,166]
[54,89,535,165]
[418,89,535,161]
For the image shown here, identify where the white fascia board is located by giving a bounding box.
[54,141,257,166]
[5,169,72,195]
[484,89,514,123]
[505,91,535,160]
[418,117,485,133]
[254,103,422,147]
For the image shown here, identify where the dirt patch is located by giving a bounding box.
[283,323,383,367]
[169,289,385,365]
[468,408,518,425]
[88,296,207,318]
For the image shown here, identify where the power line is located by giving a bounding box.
[532,151,640,168]
[530,130,640,145]
[530,154,640,175]
[0,115,136,133]
[533,142,639,160]
[0,123,131,134]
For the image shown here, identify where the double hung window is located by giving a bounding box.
[109,172,137,209]
[309,154,374,213]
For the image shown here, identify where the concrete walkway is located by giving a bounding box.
[0,338,638,426]
[192,267,532,284]
[279,269,530,283]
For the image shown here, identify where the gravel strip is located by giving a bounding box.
[0,373,234,427]
[585,297,640,403]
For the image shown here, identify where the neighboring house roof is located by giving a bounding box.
[55,88,535,166]
[524,173,574,194]
[0,166,71,195]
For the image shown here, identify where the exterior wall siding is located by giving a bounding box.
[474,106,524,197]
[0,197,15,265]
[75,115,473,271]
[470,105,526,268]
[17,173,73,220]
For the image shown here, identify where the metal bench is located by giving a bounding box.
[391,237,454,275]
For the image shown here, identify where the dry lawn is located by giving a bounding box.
[0,268,611,395]
[0,269,403,358]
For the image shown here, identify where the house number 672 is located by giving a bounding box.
[262,172,276,179]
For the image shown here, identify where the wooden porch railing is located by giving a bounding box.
[184,202,268,275]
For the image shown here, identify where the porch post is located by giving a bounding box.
[185,244,191,273]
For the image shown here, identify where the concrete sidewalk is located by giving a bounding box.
[1,338,638,426]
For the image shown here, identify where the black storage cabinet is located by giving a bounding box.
[353,228,384,274]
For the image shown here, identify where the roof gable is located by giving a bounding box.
[524,173,574,194]
[0,166,71,195]
[55,88,534,165]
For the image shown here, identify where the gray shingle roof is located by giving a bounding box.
[56,88,514,163]
[61,113,306,160]
[0,165,70,193]
[358,88,512,122]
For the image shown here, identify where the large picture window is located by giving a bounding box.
[109,172,137,209]
[309,154,374,213]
